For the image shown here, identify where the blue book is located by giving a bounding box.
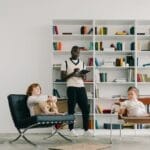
[95,58,100,66]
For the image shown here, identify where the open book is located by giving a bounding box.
[79,69,90,74]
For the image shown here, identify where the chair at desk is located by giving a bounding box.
[8,94,75,146]
[110,97,150,144]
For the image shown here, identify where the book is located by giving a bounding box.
[143,63,150,67]
[95,42,99,50]
[127,69,134,82]
[95,104,103,113]
[95,27,97,35]
[62,32,72,35]
[95,120,100,129]
[97,104,103,113]
[88,119,94,129]
[57,42,62,50]
[54,25,59,34]
[53,42,57,50]
[87,27,93,34]
[137,73,142,82]
[79,69,90,74]
[88,57,93,66]
[53,88,60,98]
[95,57,100,66]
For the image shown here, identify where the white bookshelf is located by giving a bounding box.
[51,19,150,130]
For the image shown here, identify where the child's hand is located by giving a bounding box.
[48,95,52,100]
[48,96,57,102]
[114,101,121,105]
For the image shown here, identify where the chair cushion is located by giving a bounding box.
[18,114,75,129]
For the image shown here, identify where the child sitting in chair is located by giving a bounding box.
[26,83,63,116]
[119,86,148,117]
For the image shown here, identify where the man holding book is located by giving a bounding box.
[61,45,91,136]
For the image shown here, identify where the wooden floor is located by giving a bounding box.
[0,129,150,150]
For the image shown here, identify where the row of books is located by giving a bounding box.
[95,57,135,67]
[53,25,93,35]
[89,57,115,67]
[137,41,150,51]
[95,104,103,113]
[95,104,112,114]
[53,43,93,51]
[89,120,135,129]
[89,120,126,129]
[127,69,135,82]
[53,25,134,36]
[88,119,104,129]
[137,73,150,82]
[52,41,148,52]
[53,42,62,50]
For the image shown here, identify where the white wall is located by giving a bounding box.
[0,0,150,133]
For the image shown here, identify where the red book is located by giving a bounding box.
[103,109,111,114]
[54,26,59,34]
[137,73,142,82]
[88,57,93,66]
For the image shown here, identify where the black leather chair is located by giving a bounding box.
[8,94,75,145]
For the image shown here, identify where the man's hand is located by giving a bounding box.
[73,68,80,77]
[73,68,80,73]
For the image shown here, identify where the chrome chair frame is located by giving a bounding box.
[8,94,75,146]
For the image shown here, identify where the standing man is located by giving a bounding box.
[61,45,91,136]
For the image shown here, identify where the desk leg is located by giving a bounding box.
[119,123,122,141]
[110,114,112,144]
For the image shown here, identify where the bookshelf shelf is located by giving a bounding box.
[53,34,93,40]
[53,82,66,85]
[96,51,134,55]
[95,35,135,40]
[52,82,94,85]
[137,51,150,55]
[137,35,150,40]
[97,66,135,69]
[53,65,93,69]
[137,67,150,69]
[51,19,150,130]
[95,114,117,117]
[137,82,150,85]
[53,50,93,54]
[96,82,135,85]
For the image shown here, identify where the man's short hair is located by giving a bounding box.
[71,45,79,53]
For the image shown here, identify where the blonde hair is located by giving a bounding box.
[26,83,41,96]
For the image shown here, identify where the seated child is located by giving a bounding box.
[119,86,148,117]
[26,83,63,116]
